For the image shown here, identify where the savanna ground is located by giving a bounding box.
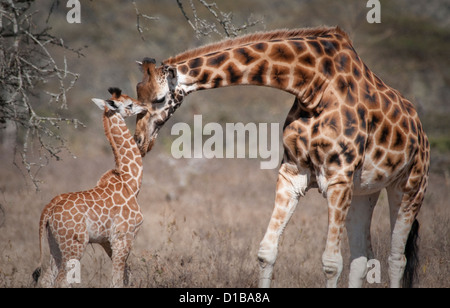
[1,142,449,288]
[0,0,449,287]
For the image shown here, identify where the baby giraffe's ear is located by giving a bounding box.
[92,98,119,111]
[92,98,106,110]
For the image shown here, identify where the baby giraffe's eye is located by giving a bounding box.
[126,103,133,110]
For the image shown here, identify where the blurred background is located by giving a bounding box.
[0,0,448,287]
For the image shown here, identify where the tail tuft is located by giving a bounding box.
[403,219,420,288]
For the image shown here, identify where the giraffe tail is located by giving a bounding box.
[402,218,419,288]
[403,162,428,288]
[32,203,52,284]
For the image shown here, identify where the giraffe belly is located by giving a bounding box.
[86,215,113,243]
[352,167,391,195]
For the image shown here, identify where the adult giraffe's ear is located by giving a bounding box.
[166,66,178,90]
[136,60,143,72]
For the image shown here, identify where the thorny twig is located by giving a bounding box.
[133,0,263,39]
[0,0,84,190]
[132,0,159,41]
[175,0,263,38]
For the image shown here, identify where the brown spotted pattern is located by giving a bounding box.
[135,26,430,288]
[135,66,186,157]
[33,90,145,287]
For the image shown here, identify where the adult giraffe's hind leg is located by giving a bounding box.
[387,185,423,288]
[346,191,380,287]
[258,162,309,288]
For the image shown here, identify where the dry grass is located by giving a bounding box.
[0,0,449,289]
[0,144,448,288]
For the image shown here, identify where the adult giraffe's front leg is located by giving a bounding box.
[258,162,309,288]
[322,178,353,288]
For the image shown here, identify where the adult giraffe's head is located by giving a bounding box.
[135,57,182,156]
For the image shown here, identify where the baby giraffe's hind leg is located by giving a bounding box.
[54,244,87,287]
[110,233,135,287]
[52,226,88,287]
[40,226,62,287]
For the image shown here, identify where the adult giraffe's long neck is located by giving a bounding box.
[103,111,143,193]
[163,27,354,112]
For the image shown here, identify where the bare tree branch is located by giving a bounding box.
[132,0,159,41]
[0,0,263,190]
[0,0,84,190]
[175,0,263,38]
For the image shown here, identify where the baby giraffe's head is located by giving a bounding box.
[92,87,145,118]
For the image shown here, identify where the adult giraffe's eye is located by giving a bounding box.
[126,103,133,110]
[153,96,165,104]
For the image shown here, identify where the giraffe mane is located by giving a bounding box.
[164,26,351,65]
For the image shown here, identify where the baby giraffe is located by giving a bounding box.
[33,88,145,287]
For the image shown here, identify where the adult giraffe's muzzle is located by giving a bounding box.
[134,110,157,157]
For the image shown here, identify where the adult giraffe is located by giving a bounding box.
[134,27,430,288]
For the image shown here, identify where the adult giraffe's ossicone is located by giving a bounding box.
[135,26,430,288]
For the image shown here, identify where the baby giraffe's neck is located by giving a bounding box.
[103,111,143,193]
